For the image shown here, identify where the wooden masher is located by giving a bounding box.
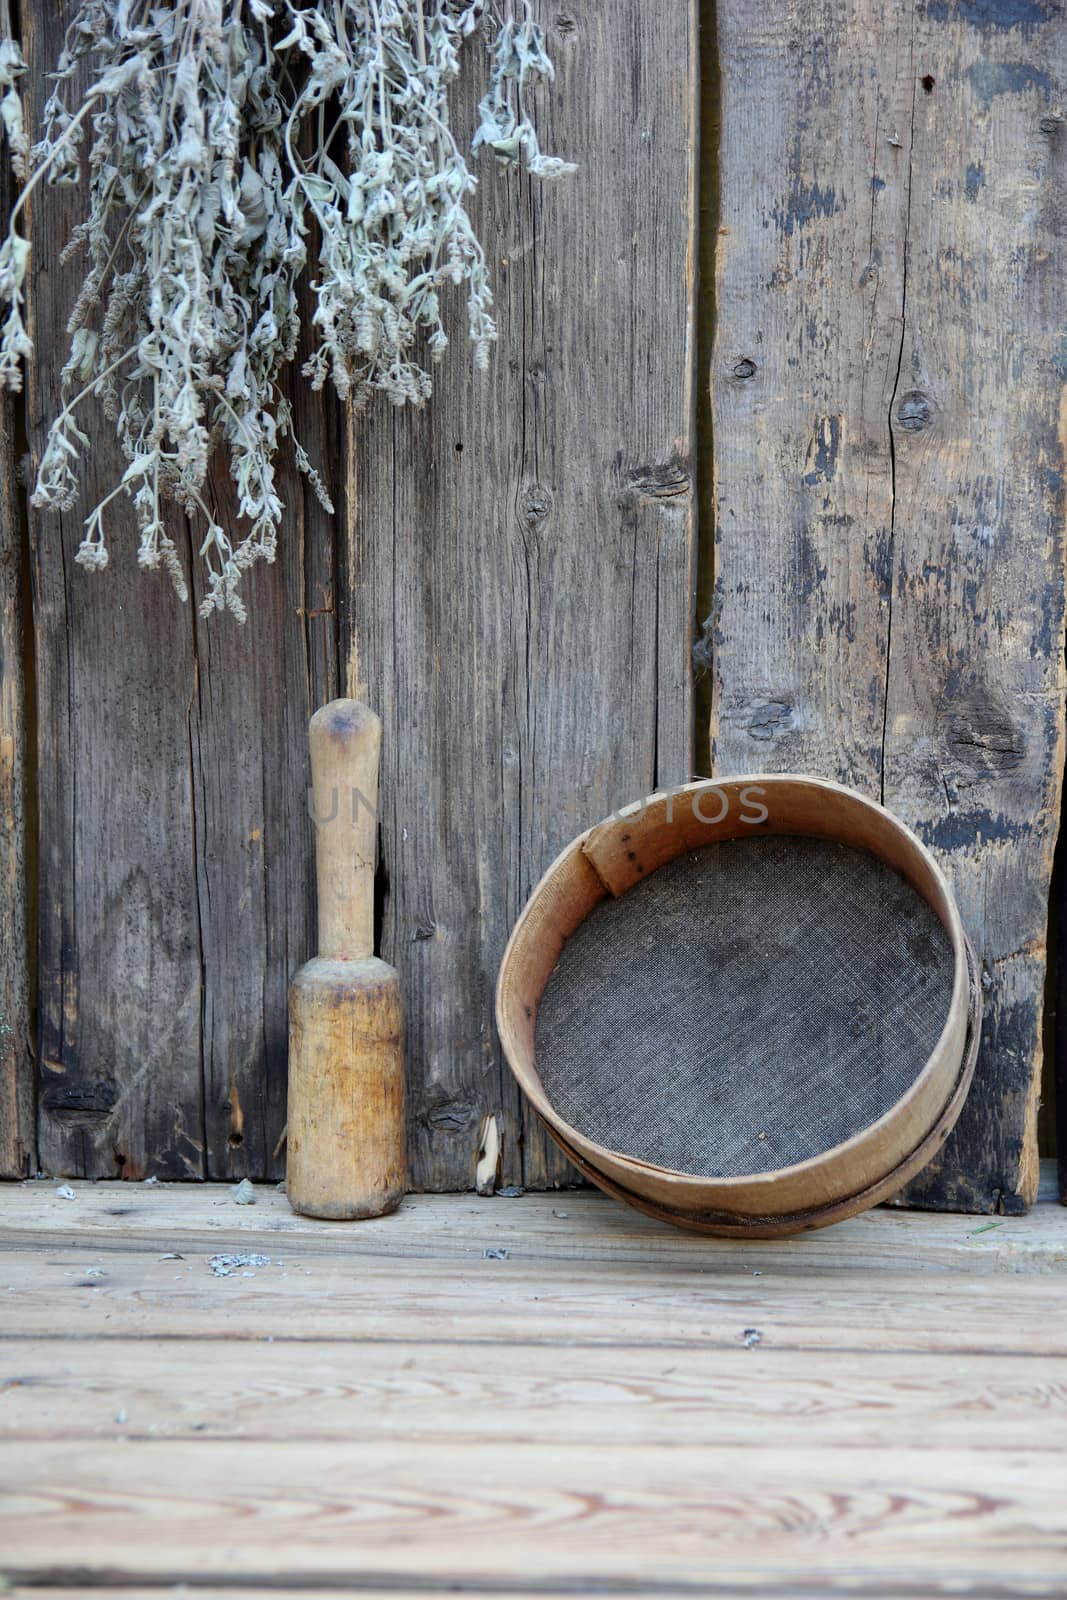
[286,700,407,1219]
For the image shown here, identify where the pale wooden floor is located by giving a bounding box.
[1,1169,1065,1599]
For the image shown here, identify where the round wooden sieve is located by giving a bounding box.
[495,775,978,1234]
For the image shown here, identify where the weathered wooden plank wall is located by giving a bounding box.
[884,5,1066,1213]
[0,0,33,1177]
[708,0,1066,1212]
[19,1,696,1189]
[344,4,697,1190]
[25,3,339,1182]
[21,0,1062,1209]
[0,373,32,1179]
[1057,863,1066,1201]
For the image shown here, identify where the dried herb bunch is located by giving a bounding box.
[0,1,572,619]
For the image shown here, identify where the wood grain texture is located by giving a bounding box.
[19,1,694,1190]
[287,958,406,1218]
[24,2,204,1183]
[1059,863,1067,1199]
[11,1244,1066,1351]
[286,703,406,1219]
[707,0,1066,1213]
[0,1166,1061,1269]
[2,1181,1065,1594]
[0,0,31,1177]
[9,1594,869,1600]
[23,1,341,1182]
[884,6,1067,1215]
[344,2,697,1190]
[307,701,381,961]
[25,1593,1050,1600]
[0,349,32,1177]
[185,357,341,1183]
[6,1591,1060,1600]
[4,1338,1064,1451]
[2,1178,1066,1355]
[708,4,911,790]
[3,1438,1067,1592]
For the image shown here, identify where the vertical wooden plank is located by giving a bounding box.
[886,4,1066,1213]
[23,2,206,1180]
[709,2,913,790]
[344,2,697,1190]
[23,3,343,1181]
[709,0,1066,1212]
[1055,889,1062,1203]
[0,353,32,1178]
[0,0,31,1177]
[1058,857,1067,1200]
[692,0,722,780]
[188,364,342,1182]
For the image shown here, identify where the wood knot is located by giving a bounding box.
[426,1100,477,1135]
[619,453,691,504]
[897,391,933,431]
[725,698,794,741]
[946,697,1025,778]
[519,483,554,525]
[732,357,757,380]
[41,1072,118,1118]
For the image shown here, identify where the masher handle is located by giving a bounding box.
[309,699,381,961]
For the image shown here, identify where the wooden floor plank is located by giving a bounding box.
[2,1174,1064,1274]
[2,1338,1062,1453]
[3,1187,1066,1595]
[11,1591,1062,1600]
[15,1594,911,1600]
[8,1593,1063,1600]
[2,1439,1064,1589]
[2,1246,1065,1355]
[15,1594,934,1600]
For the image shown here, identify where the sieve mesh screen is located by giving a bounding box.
[533,835,955,1177]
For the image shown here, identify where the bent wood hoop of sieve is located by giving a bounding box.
[496,775,978,1233]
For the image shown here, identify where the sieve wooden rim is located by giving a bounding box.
[495,774,974,1220]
